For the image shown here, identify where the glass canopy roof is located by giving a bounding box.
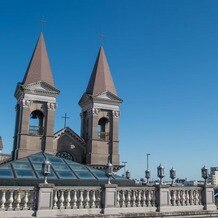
[0,152,134,186]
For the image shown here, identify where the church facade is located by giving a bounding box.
[10,33,122,170]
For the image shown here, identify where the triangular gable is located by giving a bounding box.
[22,81,60,94]
[54,127,86,149]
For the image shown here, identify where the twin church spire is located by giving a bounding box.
[86,46,117,96]
[13,32,122,169]
[22,33,55,87]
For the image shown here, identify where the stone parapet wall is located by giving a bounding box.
[0,184,216,217]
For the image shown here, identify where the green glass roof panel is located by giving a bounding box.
[12,161,32,170]
[15,170,36,179]
[35,170,57,179]
[68,164,88,171]
[29,154,44,163]
[44,153,64,164]
[56,171,77,179]
[0,169,14,178]
[74,171,96,180]
[52,163,71,171]
[0,164,12,169]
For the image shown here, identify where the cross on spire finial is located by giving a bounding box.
[99,32,106,46]
[40,16,47,33]
[62,113,70,128]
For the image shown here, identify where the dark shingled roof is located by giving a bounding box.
[22,33,55,87]
[86,46,117,96]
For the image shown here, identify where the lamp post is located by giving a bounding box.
[106,161,113,184]
[145,153,151,184]
[42,159,51,184]
[157,164,164,185]
[170,167,176,185]
[122,161,127,177]
[126,170,130,179]
[201,166,209,185]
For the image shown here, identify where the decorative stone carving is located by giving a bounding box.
[92,108,100,115]
[87,108,100,116]
[20,99,31,107]
[112,110,120,118]
[47,102,56,110]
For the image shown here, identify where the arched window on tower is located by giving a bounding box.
[29,110,44,135]
[97,117,109,140]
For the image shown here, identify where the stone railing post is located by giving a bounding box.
[201,184,217,211]
[36,183,55,217]
[156,185,171,212]
[102,184,118,215]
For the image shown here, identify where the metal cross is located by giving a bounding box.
[62,113,70,128]
[40,16,47,33]
[99,32,106,45]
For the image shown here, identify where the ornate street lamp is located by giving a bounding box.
[170,167,176,185]
[145,169,150,185]
[106,161,113,184]
[201,166,209,185]
[157,164,165,185]
[126,170,130,179]
[42,159,51,184]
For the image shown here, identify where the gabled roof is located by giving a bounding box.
[22,33,55,87]
[86,46,117,96]
[0,152,134,186]
[54,127,86,147]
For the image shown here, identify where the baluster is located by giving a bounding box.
[121,190,125,207]
[177,190,180,206]
[127,190,131,207]
[137,190,142,207]
[66,190,71,209]
[91,190,96,208]
[196,190,202,205]
[141,190,145,207]
[193,190,197,205]
[53,190,58,209]
[186,190,189,206]
[117,190,120,207]
[189,190,193,205]
[8,190,14,210]
[79,190,84,208]
[171,190,175,206]
[0,190,6,210]
[72,190,77,209]
[23,191,29,210]
[147,190,151,206]
[132,190,136,207]
[85,190,90,208]
[180,190,185,206]
[16,190,21,210]
[96,190,101,208]
[151,190,155,206]
[59,190,65,209]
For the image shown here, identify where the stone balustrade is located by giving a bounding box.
[0,184,216,217]
[0,186,36,211]
[169,186,202,206]
[52,186,102,209]
[116,187,156,208]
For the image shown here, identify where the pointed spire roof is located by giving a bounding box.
[22,33,55,87]
[86,46,117,96]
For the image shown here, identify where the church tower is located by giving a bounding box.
[12,33,60,160]
[79,47,122,170]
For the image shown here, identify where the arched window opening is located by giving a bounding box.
[29,110,44,135]
[97,117,109,140]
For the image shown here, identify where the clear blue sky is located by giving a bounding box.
[1,0,218,180]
